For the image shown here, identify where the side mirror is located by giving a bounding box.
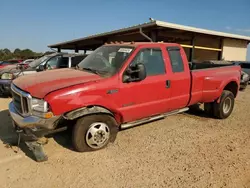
[36,64,45,72]
[123,63,146,83]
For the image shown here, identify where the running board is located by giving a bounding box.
[120,107,189,130]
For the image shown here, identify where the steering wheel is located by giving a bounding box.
[95,54,111,68]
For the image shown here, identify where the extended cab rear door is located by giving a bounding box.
[163,46,191,110]
[116,44,172,122]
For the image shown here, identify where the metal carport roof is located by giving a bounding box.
[48,19,250,50]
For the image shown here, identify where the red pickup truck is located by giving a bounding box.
[9,42,241,161]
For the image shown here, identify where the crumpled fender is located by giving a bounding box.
[64,106,114,120]
[45,91,123,124]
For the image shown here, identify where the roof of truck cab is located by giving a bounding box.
[103,42,180,47]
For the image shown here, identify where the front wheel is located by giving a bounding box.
[213,90,235,119]
[72,114,118,152]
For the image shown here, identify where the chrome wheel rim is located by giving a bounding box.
[223,97,232,114]
[86,122,110,149]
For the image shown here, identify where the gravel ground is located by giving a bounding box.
[0,88,250,188]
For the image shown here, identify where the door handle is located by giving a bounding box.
[166,80,171,88]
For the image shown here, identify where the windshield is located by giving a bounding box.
[77,45,134,76]
[29,55,50,68]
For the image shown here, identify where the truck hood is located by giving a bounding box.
[13,68,103,98]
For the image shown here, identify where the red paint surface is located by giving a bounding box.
[13,43,241,124]
[13,68,103,98]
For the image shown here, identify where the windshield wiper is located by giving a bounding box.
[81,67,100,75]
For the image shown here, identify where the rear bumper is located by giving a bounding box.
[0,79,12,95]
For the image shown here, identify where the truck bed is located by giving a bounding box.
[189,60,234,70]
[188,62,241,106]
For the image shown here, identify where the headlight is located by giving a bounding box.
[1,73,14,79]
[31,98,54,119]
[31,98,48,113]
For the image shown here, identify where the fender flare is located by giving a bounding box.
[63,105,115,120]
[216,79,239,103]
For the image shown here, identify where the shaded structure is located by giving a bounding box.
[48,19,250,62]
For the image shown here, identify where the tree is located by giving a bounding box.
[14,48,21,54]
[19,49,34,58]
[2,48,11,55]
[0,48,43,61]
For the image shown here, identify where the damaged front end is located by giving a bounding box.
[8,84,65,162]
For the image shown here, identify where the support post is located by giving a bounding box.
[57,47,61,53]
[150,30,158,42]
[189,36,195,62]
[75,46,79,53]
[218,38,223,60]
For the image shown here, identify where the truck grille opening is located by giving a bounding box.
[12,91,23,114]
[11,84,31,116]
[22,97,29,114]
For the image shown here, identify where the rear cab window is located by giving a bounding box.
[71,55,87,67]
[58,57,69,68]
[167,47,184,73]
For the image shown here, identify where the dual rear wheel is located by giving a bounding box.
[204,90,235,119]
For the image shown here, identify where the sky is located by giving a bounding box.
[0,0,250,60]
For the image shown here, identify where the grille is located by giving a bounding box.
[12,91,23,114]
[11,84,31,116]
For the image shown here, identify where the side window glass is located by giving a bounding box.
[46,56,61,69]
[71,55,87,67]
[167,47,184,73]
[130,48,165,76]
[58,57,69,68]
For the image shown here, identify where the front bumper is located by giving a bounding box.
[0,79,12,95]
[9,101,60,141]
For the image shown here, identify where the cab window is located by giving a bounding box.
[167,47,184,73]
[130,48,165,76]
[46,56,61,69]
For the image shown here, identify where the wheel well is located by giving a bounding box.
[64,105,123,124]
[224,81,238,98]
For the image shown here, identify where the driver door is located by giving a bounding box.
[114,46,171,123]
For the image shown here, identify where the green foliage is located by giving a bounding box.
[0,48,44,61]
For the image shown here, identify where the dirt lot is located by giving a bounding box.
[0,88,250,188]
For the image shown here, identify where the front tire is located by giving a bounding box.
[72,114,118,152]
[213,90,235,119]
